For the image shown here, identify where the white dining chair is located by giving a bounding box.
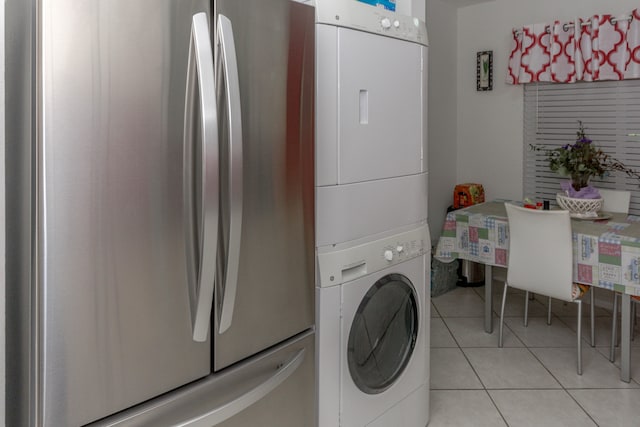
[499,203,594,375]
[598,188,631,214]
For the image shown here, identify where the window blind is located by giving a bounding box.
[523,80,640,215]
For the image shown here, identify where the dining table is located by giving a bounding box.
[435,199,640,382]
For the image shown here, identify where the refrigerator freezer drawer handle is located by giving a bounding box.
[217,15,243,334]
[179,349,306,427]
[184,12,219,342]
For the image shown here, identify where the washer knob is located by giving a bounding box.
[384,250,394,261]
[381,18,391,29]
[393,20,400,28]
[396,245,404,253]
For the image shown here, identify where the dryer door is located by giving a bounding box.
[347,273,418,394]
[337,28,425,185]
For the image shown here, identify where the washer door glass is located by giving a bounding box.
[347,273,418,394]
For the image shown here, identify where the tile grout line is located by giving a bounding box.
[432,293,506,423]
[522,336,600,426]
[432,286,640,425]
[483,388,510,427]
[492,295,600,425]
[444,287,601,425]
[444,305,512,427]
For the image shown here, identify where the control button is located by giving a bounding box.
[396,245,404,253]
[384,250,394,261]
[381,18,391,29]
[393,20,400,28]
[413,18,420,27]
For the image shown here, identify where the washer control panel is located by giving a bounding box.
[380,233,425,264]
[316,0,428,46]
[317,224,429,288]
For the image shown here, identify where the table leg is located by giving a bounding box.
[621,293,631,383]
[485,265,493,334]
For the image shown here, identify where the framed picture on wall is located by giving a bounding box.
[477,50,493,91]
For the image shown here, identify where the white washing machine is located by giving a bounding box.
[315,1,429,247]
[316,223,430,426]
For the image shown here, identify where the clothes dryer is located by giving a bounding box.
[316,223,430,426]
[315,1,429,246]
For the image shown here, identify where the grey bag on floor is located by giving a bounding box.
[431,257,459,298]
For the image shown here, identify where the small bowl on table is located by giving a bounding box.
[556,193,603,217]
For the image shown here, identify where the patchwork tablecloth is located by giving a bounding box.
[435,200,640,297]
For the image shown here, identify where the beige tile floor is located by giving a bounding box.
[429,282,640,427]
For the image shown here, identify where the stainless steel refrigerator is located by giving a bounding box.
[5,0,315,425]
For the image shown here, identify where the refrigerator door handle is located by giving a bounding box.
[178,349,305,426]
[217,15,243,334]
[184,12,219,342]
[87,340,310,426]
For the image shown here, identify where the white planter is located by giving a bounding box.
[556,193,603,214]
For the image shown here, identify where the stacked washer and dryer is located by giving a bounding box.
[315,1,430,426]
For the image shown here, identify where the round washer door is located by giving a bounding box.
[347,273,419,394]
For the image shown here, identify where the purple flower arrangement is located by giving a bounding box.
[531,121,640,197]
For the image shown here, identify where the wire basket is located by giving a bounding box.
[556,193,603,214]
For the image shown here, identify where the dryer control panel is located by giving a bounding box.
[317,224,429,288]
[316,0,428,46]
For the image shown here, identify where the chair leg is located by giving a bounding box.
[632,302,636,341]
[499,282,509,348]
[590,289,595,347]
[577,299,583,375]
[524,291,529,327]
[547,296,552,325]
[610,292,619,363]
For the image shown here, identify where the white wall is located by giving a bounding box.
[411,0,425,19]
[426,0,458,244]
[456,0,640,203]
[426,0,640,242]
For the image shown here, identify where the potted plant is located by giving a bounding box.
[531,121,640,213]
[533,121,640,195]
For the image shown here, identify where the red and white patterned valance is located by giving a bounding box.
[507,9,640,84]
